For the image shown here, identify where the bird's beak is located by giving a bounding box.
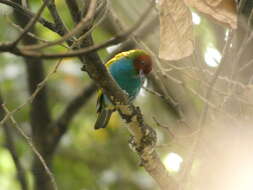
[139,70,145,83]
[139,69,144,77]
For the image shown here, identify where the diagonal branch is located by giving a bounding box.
[0,0,56,32]
[49,83,97,150]
[0,96,28,190]
[3,124,28,190]
[0,59,61,129]
[61,1,177,189]
[23,0,97,50]
[11,3,55,190]
[70,1,178,189]
[1,104,58,190]
[1,0,179,188]
[10,0,49,46]
[7,17,69,48]
[0,1,154,59]
[43,0,69,35]
[65,0,82,23]
[181,30,234,188]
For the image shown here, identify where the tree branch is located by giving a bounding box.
[1,104,58,190]
[1,0,179,188]
[49,83,97,150]
[0,1,154,59]
[11,2,54,190]
[70,1,178,189]
[0,96,28,190]
[23,0,97,50]
[181,30,234,188]
[3,124,28,190]
[10,0,49,46]
[7,17,68,47]
[0,0,57,32]
[43,0,69,35]
[63,1,178,189]
[65,0,82,24]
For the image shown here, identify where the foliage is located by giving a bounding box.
[0,0,253,190]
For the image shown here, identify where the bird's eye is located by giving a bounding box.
[140,61,145,65]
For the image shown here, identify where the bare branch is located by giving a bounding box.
[0,95,28,190]
[144,87,180,109]
[65,0,81,23]
[7,17,69,48]
[0,0,56,32]
[181,30,234,187]
[76,0,108,43]
[10,0,49,46]
[3,124,28,190]
[0,59,62,127]
[74,2,179,189]
[199,31,233,127]
[0,1,154,59]
[0,104,58,190]
[49,83,97,149]
[238,58,253,73]
[23,0,97,50]
[43,0,69,35]
[1,0,180,188]
[153,117,175,137]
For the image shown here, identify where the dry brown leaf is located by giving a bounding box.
[159,0,194,61]
[185,0,237,29]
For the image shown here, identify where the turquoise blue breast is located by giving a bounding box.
[109,57,141,100]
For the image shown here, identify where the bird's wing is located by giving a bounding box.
[97,52,129,113]
[97,50,142,112]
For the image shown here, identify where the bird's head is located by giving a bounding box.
[129,49,153,75]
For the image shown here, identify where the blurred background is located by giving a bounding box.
[0,0,253,190]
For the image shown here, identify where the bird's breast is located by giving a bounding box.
[109,58,142,99]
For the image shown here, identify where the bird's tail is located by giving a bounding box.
[94,109,113,129]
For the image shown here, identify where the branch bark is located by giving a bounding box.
[0,0,57,32]
[1,0,179,189]
[64,1,178,189]
[65,1,178,189]
[12,1,53,190]
[43,0,69,35]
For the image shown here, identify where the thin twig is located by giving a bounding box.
[3,124,28,190]
[0,0,56,33]
[7,17,69,49]
[144,87,179,107]
[75,0,108,43]
[10,0,49,46]
[0,59,62,126]
[1,0,154,59]
[23,0,98,50]
[1,104,58,190]
[153,117,175,137]
[49,83,97,148]
[162,64,253,107]
[238,58,253,73]
[181,30,233,188]
[162,63,248,90]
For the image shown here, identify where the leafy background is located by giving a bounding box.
[1,0,253,190]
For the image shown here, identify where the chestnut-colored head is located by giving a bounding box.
[129,49,152,75]
[134,54,152,75]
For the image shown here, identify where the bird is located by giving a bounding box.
[94,49,153,129]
